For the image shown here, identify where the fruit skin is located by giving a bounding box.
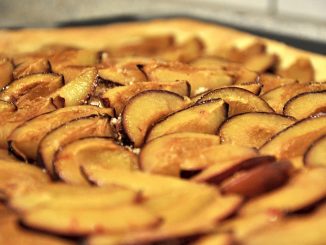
[240,167,326,215]
[220,161,291,198]
[192,155,275,185]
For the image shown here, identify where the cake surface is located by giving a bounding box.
[0,18,326,245]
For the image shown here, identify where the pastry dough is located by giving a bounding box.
[0,18,325,80]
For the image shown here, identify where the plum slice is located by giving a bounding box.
[142,63,233,96]
[304,134,326,167]
[54,137,138,185]
[98,64,147,86]
[191,233,234,245]
[82,166,242,244]
[9,105,113,161]
[283,90,326,120]
[220,161,291,198]
[259,73,296,94]
[49,67,97,107]
[241,204,326,245]
[102,80,190,115]
[21,205,160,236]
[140,132,222,176]
[107,34,175,57]
[146,99,227,142]
[0,159,50,200]
[243,53,278,73]
[0,73,63,107]
[158,37,204,63]
[38,115,113,176]
[0,208,73,245]
[0,97,57,149]
[0,57,14,90]
[219,112,295,148]
[121,90,186,147]
[13,58,51,79]
[260,116,326,167]
[240,168,326,215]
[261,82,326,113]
[198,87,273,116]
[277,57,315,83]
[229,82,262,95]
[192,155,275,184]
[10,183,139,212]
